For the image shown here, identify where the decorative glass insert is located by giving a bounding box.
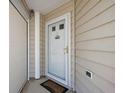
[52,26,56,31]
[55,35,60,39]
[59,24,64,30]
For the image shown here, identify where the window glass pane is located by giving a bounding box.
[59,24,64,30]
[52,26,56,31]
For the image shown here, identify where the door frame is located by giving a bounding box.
[45,12,71,87]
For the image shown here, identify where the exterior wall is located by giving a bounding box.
[75,0,115,93]
[29,16,35,77]
[28,1,115,92]
[9,2,28,93]
[40,15,46,76]
[29,14,46,78]
[45,0,73,21]
[44,0,75,88]
[28,1,74,81]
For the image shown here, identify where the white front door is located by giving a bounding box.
[47,19,68,85]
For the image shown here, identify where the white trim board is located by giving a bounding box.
[28,19,30,80]
[35,12,40,79]
[45,12,71,87]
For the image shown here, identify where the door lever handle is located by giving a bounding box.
[64,46,68,54]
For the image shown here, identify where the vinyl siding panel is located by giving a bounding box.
[76,67,114,93]
[76,58,114,83]
[45,0,73,21]
[40,15,46,76]
[76,21,115,41]
[76,5,115,35]
[29,16,35,77]
[75,0,115,93]
[76,0,89,14]
[76,51,115,68]
[76,37,115,52]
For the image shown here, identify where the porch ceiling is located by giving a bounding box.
[26,0,71,14]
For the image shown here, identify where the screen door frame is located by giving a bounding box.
[45,13,71,86]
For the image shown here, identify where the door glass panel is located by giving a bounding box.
[59,24,64,30]
[52,26,56,31]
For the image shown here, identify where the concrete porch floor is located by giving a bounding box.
[21,77,74,93]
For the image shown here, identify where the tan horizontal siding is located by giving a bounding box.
[76,70,104,93]
[76,0,89,15]
[76,58,115,83]
[40,15,45,76]
[76,78,91,93]
[76,50,114,68]
[76,0,100,21]
[45,0,73,21]
[75,0,83,7]
[76,37,115,52]
[29,16,35,77]
[76,0,114,22]
[75,0,115,93]
[76,66,114,93]
[76,21,115,41]
[76,5,115,35]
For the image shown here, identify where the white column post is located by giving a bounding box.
[35,11,40,79]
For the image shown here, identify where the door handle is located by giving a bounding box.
[64,46,68,54]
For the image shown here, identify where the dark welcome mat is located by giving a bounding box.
[40,79,68,93]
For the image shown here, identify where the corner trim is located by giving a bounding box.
[9,0,28,23]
